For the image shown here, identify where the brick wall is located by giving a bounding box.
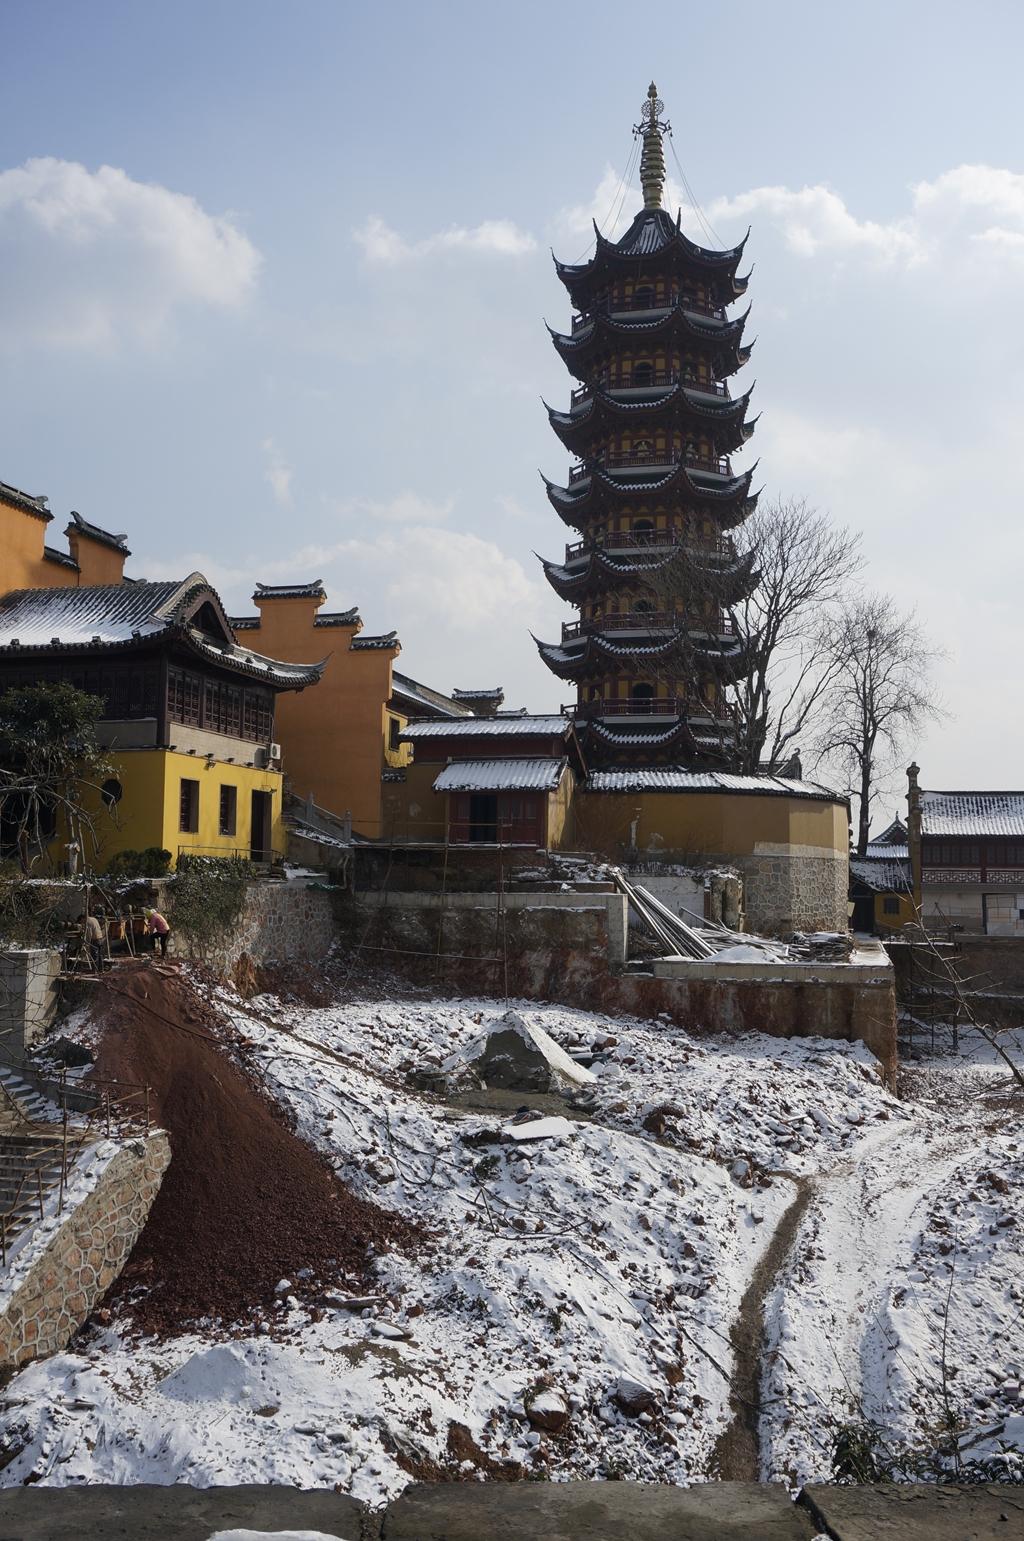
[0,1132,170,1371]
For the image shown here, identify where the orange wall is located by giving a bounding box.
[1,498,74,591]
[242,596,397,835]
[1,496,127,592]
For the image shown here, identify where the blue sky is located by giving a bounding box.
[3,1,1024,803]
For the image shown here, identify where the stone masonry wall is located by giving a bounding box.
[0,1131,171,1371]
[735,850,849,936]
[166,881,336,978]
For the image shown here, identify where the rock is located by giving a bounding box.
[525,1387,570,1434]
[367,1157,397,1183]
[449,1009,597,1093]
[370,1319,413,1341]
[730,1158,751,1183]
[613,1375,658,1417]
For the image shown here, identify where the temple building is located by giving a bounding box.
[0,479,324,870]
[535,83,757,769]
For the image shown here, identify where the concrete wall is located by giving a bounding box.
[340,893,897,1079]
[0,1131,170,1371]
[0,950,61,1055]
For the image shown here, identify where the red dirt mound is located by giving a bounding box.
[88,962,419,1334]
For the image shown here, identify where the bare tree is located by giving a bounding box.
[730,497,863,774]
[818,593,944,854]
[628,497,862,773]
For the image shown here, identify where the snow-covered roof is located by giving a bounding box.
[433,759,566,793]
[402,714,569,740]
[0,575,325,687]
[920,791,1024,838]
[586,768,843,801]
[850,853,911,891]
[391,671,472,719]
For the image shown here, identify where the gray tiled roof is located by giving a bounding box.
[586,768,842,800]
[433,758,566,793]
[0,479,50,519]
[921,791,1024,838]
[67,510,129,554]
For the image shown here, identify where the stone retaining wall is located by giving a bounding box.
[0,1479,1015,1539]
[339,893,897,1080]
[165,881,336,978]
[0,1131,170,1371]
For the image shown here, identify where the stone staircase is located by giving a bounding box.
[0,1064,58,1126]
[0,1131,71,1261]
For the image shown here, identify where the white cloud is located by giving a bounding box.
[554,165,689,247]
[353,213,536,265]
[708,164,1024,271]
[0,157,261,347]
[709,184,920,265]
[330,490,454,524]
[261,438,293,509]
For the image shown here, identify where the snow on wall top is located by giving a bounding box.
[586,768,842,800]
[921,791,1024,837]
[403,715,568,739]
[433,758,566,793]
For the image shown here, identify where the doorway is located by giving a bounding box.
[250,790,272,863]
[468,793,498,844]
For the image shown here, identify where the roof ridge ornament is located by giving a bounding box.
[635,82,670,211]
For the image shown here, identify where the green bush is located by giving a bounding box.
[105,847,172,878]
[171,854,255,941]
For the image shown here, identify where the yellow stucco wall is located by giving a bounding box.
[75,750,285,871]
[66,532,127,586]
[383,762,446,843]
[874,891,915,931]
[239,596,397,836]
[573,789,848,860]
[1,498,74,591]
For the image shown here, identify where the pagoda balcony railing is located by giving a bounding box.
[569,374,728,406]
[568,451,732,482]
[569,294,726,333]
[563,697,738,722]
[561,612,736,642]
[563,534,737,561]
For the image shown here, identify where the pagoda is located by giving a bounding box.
[535,84,759,768]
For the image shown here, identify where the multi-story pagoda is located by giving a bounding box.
[535,83,759,768]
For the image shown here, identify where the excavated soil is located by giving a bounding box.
[87,962,420,1335]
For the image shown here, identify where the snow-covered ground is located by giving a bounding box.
[0,987,1020,1502]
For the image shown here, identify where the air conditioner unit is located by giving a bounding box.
[268,742,282,763]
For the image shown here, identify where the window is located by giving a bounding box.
[631,683,655,701]
[883,896,901,915]
[631,360,654,386]
[179,778,200,834]
[633,285,655,309]
[388,717,401,752]
[101,778,123,808]
[632,519,655,538]
[219,785,237,837]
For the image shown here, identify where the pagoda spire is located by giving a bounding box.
[636,82,670,210]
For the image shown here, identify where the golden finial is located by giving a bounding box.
[635,82,670,210]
